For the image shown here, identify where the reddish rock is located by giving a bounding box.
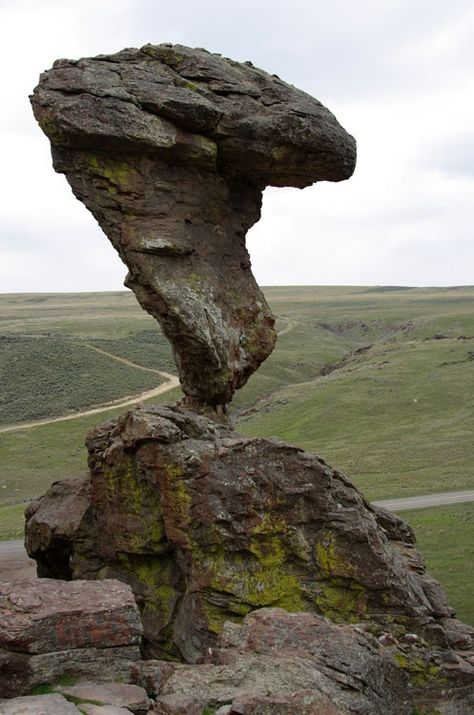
[0,578,142,697]
[0,578,141,653]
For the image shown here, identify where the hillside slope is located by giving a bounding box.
[1,286,473,621]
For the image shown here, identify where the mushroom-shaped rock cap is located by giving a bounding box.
[31,44,356,415]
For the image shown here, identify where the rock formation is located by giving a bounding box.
[30,43,356,415]
[25,406,474,712]
[24,45,474,714]
[144,607,412,715]
[0,578,142,698]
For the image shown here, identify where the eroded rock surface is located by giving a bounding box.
[135,608,474,715]
[31,44,356,413]
[0,578,142,697]
[148,607,411,715]
[0,694,82,715]
[25,405,474,710]
[56,682,149,714]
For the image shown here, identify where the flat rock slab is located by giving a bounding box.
[0,578,142,653]
[80,705,134,715]
[0,579,142,697]
[57,682,149,714]
[0,693,81,714]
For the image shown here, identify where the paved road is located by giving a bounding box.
[373,489,474,512]
[0,539,36,581]
[2,489,474,582]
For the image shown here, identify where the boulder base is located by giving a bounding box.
[149,607,411,715]
[25,405,474,710]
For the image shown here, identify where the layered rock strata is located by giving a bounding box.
[25,406,474,708]
[0,578,142,698]
[30,44,356,413]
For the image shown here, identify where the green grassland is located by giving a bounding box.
[0,292,176,425]
[1,286,473,622]
[238,286,474,500]
[0,503,28,540]
[1,285,473,503]
[399,503,474,625]
[0,335,165,424]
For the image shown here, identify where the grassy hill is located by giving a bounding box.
[1,286,473,621]
[237,286,474,500]
[0,292,175,425]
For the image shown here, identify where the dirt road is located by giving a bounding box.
[0,323,296,436]
[0,346,180,434]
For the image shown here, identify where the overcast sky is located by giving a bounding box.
[1,0,473,292]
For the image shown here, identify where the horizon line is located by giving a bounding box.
[1,283,474,297]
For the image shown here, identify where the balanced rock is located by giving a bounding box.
[0,578,142,697]
[26,44,474,713]
[30,44,356,414]
[25,405,474,709]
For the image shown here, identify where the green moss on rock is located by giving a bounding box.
[195,514,305,623]
[394,652,444,688]
[163,463,192,532]
[85,154,138,192]
[315,578,368,623]
[37,115,63,141]
[314,531,355,578]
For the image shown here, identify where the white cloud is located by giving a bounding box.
[0,0,473,291]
